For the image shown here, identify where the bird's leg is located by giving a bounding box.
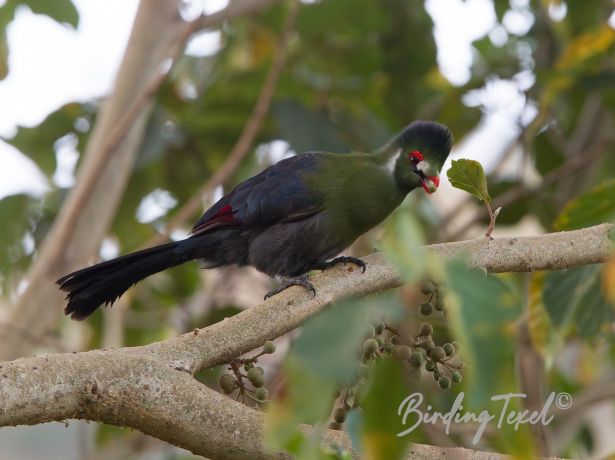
[264,274,316,300]
[309,256,366,274]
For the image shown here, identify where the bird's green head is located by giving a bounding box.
[384,121,453,194]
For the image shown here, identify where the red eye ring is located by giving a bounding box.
[409,150,424,162]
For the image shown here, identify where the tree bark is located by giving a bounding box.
[1,224,610,459]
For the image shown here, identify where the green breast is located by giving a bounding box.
[303,152,407,243]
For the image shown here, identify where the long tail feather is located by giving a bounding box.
[57,241,187,320]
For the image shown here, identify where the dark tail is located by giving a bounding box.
[57,241,189,320]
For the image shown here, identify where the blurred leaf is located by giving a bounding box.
[13,0,79,28]
[602,258,615,305]
[534,130,565,176]
[446,263,521,407]
[361,358,409,460]
[267,297,403,457]
[273,100,349,153]
[344,409,363,453]
[447,159,491,203]
[542,25,615,107]
[543,264,614,337]
[527,272,556,365]
[4,102,90,177]
[492,0,509,22]
[0,194,31,285]
[554,178,615,231]
[380,211,427,283]
[293,301,371,386]
[266,356,336,456]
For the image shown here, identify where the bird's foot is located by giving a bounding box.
[312,256,366,274]
[264,275,316,300]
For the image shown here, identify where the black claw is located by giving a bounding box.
[264,277,316,300]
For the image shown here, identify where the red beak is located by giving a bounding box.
[421,175,440,194]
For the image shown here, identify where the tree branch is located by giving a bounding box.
[0,225,609,458]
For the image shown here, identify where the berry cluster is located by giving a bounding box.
[328,313,464,428]
[414,323,463,389]
[418,280,446,316]
[217,340,276,407]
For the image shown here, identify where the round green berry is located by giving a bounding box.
[218,373,235,394]
[374,322,385,335]
[419,323,433,336]
[420,280,436,295]
[393,345,412,361]
[438,376,451,389]
[255,387,269,401]
[247,367,265,388]
[430,346,446,361]
[419,338,435,351]
[390,335,401,345]
[376,336,385,347]
[443,343,455,357]
[425,360,435,372]
[408,351,424,367]
[263,341,276,354]
[451,371,463,384]
[419,302,433,316]
[363,338,379,354]
[333,407,347,424]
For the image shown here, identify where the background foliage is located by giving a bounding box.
[1,0,615,458]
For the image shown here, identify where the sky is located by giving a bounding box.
[0,0,554,204]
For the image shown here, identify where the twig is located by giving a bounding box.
[447,146,607,241]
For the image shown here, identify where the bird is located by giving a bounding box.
[57,120,453,320]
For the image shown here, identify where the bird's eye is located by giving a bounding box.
[409,150,424,163]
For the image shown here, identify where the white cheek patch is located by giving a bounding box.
[416,159,430,173]
[385,149,402,174]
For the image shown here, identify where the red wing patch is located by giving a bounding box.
[190,204,239,235]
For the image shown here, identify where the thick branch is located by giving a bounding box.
[0,225,610,459]
[0,349,539,460]
[146,223,614,373]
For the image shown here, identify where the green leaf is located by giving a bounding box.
[5,102,90,177]
[0,4,16,80]
[16,0,79,28]
[360,358,409,460]
[554,178,615,231]
[0,194,32,285]
[293,301,369,386]
[543,264,614,338]
[380,211,427,283]
[446,263,521,407]
[446,159,491,203]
